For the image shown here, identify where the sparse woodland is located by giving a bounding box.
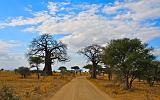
[0,35,160,100]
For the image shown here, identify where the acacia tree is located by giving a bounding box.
[83,64,104,76]
[79,44,102,79]
[28,56,43,79]
[83,64,92,74]
[28,34,69,76]
[103,38,155,89]
[17,67,30,78]
[58,66,67,78]
[71,66,80,76]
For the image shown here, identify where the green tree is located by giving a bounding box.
[71,66,80,76]
[79,44,102,79]
[28,56,43,79]
[96,65,104,75]
[154,61,160,82]
[142,61,160,86]
[83,64,92,74]
[58,66,67,78]
[0,68,4,71]
[103,65,112,80]
[83,64,104,76]
[17,67,30,78]
[102,38,155,89]
[28,34,69,76]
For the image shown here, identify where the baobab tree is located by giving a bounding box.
[28,34,69,76]
[79,44,103,79]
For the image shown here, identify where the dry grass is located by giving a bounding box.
[89,75,160,100]
[0,71,73,100]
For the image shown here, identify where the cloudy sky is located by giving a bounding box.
[0,0,160,70]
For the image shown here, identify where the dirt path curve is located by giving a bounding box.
[50,77,113,100]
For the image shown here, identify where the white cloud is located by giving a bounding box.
[47,2,58,15]
[0,40,29,70]
[102,1,124,14]
[0,40,20,50]
[0,11,51,27]
[153,48,160,57]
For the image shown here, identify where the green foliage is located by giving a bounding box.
[83,64,92,70]
[71,66,80,76]
[83,64,104,75]
[58,66,67,71]
[17,67,30,78]
[0,85,19,100]
[28,56,43,66]
[28,56,43,79]
[71,66,80,70]
[58,66,67,78]
[142,61,160,86]
[102,38,155,89]
[103,65,113,80]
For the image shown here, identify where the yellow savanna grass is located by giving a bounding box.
[0,71,73,100]
[90,75,160,100]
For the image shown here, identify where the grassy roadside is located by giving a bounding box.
[0,71,73,100]
[89,76,160,100]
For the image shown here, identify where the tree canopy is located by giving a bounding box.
[58,66,67,71]
[17,67,30,78]
[102,38,155,89]
[71,66,80,70]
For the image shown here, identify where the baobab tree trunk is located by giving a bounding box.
[43,61,52,76]
[91,63,97,79]
[43,52,52,76]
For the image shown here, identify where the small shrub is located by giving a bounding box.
[0,85,20,100]
[17,67,30,78]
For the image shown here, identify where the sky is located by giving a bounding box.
[0,0,160,70]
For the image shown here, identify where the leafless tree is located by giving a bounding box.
[78,44,103,79]
[28,34,69,76]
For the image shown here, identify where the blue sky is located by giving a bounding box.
[0,0,160,70]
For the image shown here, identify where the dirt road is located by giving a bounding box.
[50,77,113,100]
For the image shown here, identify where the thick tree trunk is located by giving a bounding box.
[91,63,97,79]
[43,52,52,76]
[43,61,52,76]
